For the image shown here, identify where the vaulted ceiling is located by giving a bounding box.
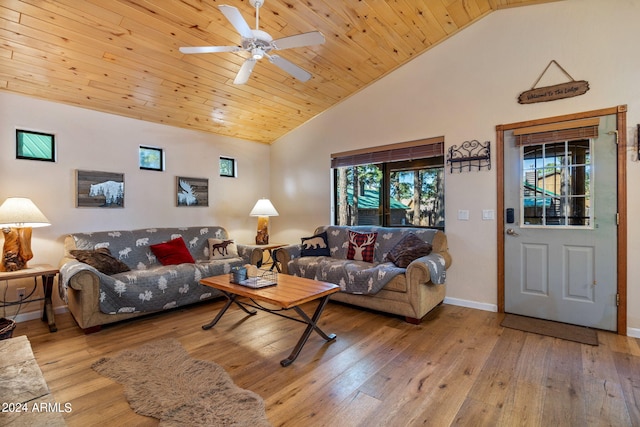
[0,0,558,144]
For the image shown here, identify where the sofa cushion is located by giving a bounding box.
[208,238,238,260]
[385,233,433,268]
[346,231,377,263]
[70,248,131,275]
[150,237,195,265]
[301,232,330,257]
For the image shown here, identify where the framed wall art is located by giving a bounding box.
[76,170,124,208]
[139,146,164,171]
[16,129,56,162]
[176,176,208,207]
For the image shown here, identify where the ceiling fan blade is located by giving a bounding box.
[179,46,240,54]
[272,31,325,50]
[218,5,254,39]
[234,58,257,84]
[268,55,312,82]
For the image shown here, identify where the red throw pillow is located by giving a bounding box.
[347,231,377,263]
[150,237,195,266]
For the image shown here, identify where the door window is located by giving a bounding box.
[521,139,591,228]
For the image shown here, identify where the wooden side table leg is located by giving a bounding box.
[41,273,57,332]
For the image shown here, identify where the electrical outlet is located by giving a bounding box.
[17,287,26,300]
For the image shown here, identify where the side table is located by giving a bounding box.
[251,243,287,272]
[0,264,59,332]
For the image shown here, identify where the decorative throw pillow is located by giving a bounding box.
[208,238,239,260]
[385,233,433,268]
[150,237,195,266]
[346,231,377,263]
[300,232,330,257]
[70,247,131,275]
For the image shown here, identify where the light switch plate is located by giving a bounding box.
[482,209,495,220]
[458,209,470,220]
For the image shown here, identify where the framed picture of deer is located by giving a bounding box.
[76,170,125,208]
[176,176,208,207]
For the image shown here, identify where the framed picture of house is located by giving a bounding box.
[76,170,125,208]
[16,129,56,162]
[176,176,208,207]
[139,146,164,171]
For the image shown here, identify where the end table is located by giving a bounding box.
[0,264,59,332]
[251,243,287,272]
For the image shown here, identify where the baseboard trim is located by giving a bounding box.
[444,297,497,313]
[10,306,68,323]
[628,327,640,338]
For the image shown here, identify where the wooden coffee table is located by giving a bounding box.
[200,273,340,366]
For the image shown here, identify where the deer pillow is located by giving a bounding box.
[347,231,377,263]
[208,238,239,260]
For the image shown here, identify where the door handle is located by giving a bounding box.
[506,228,520,236]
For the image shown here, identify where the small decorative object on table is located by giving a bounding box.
[230,266,248,284]
[230,266,277,288]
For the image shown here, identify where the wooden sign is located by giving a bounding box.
[518,80,589,104]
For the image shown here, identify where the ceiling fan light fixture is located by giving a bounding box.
[251,47,264,60]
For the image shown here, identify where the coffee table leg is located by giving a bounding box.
[202,292,257,330]
[280,295,336,367]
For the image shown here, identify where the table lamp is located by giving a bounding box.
[0,197,51,271]
[249,198,278,245]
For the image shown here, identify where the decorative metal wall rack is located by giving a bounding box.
[447,140,491,173]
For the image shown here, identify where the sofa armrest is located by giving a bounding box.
[274,244,302,274]
[406,252,450,285]
[237,244,263,266]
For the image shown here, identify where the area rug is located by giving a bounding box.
[501,314,598,346]
[92,338,271,426]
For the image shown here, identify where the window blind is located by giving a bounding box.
[514,118,599,146]
[331,137,444,168]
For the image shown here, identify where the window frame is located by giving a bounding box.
[16,129,56,162]
[331,138,445,230]
[139,146,164,171]
[219,156,236,178]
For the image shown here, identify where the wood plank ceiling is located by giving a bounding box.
[0,0,559,144]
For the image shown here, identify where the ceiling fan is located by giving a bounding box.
[179,0,325,84]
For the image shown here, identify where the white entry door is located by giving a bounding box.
[504,114,618,331]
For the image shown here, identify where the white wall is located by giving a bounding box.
[270,0,640,334]
[0,92,270,314]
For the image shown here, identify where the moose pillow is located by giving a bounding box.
[347,231,377,263]
[208,239,239,260]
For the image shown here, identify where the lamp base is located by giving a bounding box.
[1,227,33,272]
[255,216,269,245]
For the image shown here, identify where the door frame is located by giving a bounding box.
[496,105,627,335]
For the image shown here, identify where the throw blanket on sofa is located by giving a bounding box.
[59,226,250,314]
[59,259,243,314]
[286,225,447,295]
[287,254,446,295]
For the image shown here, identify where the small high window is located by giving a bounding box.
[220,157,236,177]
[16,129,55,162]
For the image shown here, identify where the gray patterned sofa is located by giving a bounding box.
[276,225,452,323]
[59,226,260,332]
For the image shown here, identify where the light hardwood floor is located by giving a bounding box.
[14,300,640,426]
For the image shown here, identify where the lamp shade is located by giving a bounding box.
[0,197,51,228]
[249,198,279,217]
